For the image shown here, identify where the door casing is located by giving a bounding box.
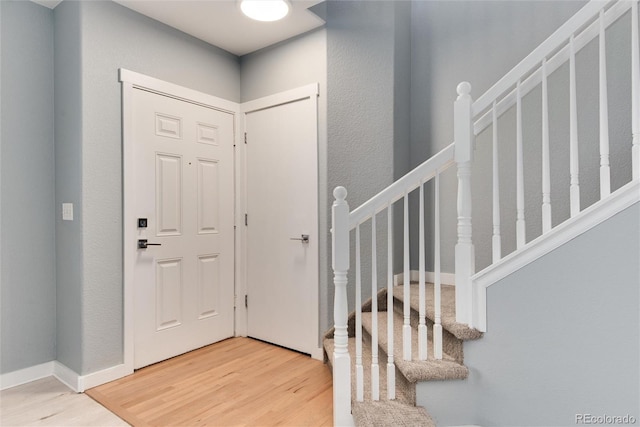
[240,84,322,360]
[120,69,245,373]
[121,70,322,375]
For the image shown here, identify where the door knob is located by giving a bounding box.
[138,239,162,249]
[290,234,310,243]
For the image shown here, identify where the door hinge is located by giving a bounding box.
[245,295,248,308]
[244,132,247,144]
[245,213,248,226]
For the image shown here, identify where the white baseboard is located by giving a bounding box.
[1,361,132,393]
[53,361,81,392]
[78,363,132,391]
[393,270,456,286]
[311,346,324,361]
[0,361,55,390]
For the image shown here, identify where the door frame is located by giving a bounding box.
[240,84,322,360]
[119,69,246,373]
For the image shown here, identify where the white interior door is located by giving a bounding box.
[132,88,235,369]
[244,88,318,355]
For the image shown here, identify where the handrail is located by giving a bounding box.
[472,0,620,119]
[332,2,638,422]
[473,0,633,136]
[348,143,455,229]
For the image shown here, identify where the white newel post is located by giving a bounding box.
[454,82,475,326]
[332,186,352,427]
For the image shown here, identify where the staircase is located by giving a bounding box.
[324,283,482,425]
[327,0,640,425]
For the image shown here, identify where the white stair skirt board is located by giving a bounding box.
[394,271,456,287]
[0,362,132,393]
[473,180,640,332]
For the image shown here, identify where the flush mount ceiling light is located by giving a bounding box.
[240,0,290,22]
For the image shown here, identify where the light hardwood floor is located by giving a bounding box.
[86,337,333,426]
[0,376,129,426]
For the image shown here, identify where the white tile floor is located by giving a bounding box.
[0,377,129,426]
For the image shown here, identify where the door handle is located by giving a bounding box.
[290,234,310,244]
[138,239,162,249]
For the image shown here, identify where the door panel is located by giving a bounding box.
[245,95,318,355]
[133,88,235,369]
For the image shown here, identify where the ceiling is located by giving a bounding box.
[31,0,326,56]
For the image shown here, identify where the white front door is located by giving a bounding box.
[132,88,235,369]
[244,87,319,355]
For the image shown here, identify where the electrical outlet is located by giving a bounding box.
[62,203,74,221]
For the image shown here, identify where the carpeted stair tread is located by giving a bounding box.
[361,311,468,382]
[324,288,388,340]
[352,400,435,427]
[323,336,414,405]
[393,283,483,340]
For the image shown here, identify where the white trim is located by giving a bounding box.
[234,105,248,337]
[119,69,239,114]
[393,270,456,287]
[0,362,55,390]
[240,84,321,358]
[1,361,133,393]
[310,347,324,361]
[473,0,617,116]
[52,362,80,392]
[240,83,319,114]
[77,363,132,392]
[119,68,241,375]
[473,180,640,332]
[349,144,455,229]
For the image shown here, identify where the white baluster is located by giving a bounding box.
[541,58,552,234]
[454,81,475,326]
[491,101,502,263]
[355,225,363,402]
[371,213,379,401]
[632,0,640,180]
[386,204,395,400]
[403,192,411,361]
[516,80,526,249]
[418,182,427,361]
[434,171,443,360]
[599,9,611,198]
[331,187,351,427]
[570,34,581,217]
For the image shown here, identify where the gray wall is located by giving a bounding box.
[240,27,329,336]
[1,0,57,374]
[326,0,412,320]
[407,0,636,273]
[417,203,640,426]
[79,0,240,374]
[78,0,240,374]
[54,0,84,374]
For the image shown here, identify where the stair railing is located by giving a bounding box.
[332,141,457,427]
[332,0,639,424]
[465,0,639,330]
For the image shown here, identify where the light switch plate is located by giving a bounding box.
[62,203,74,221]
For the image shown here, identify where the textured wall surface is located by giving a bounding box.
[240,27,329,336]
[417,203,640,426]
[53,0,84,374]
[1,0,57,374]
[408,0,626,273]
[62,0,241,374]
[326,0,402,320]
